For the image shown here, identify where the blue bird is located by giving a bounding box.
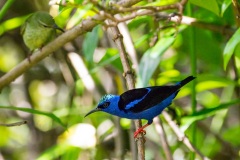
[85,76,195,138]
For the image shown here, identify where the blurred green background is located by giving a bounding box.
[0,0,239,159]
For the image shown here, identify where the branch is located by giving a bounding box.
[0,120,27,127]
[162,111,209,160]
[108,25,145,160]
[0,0,142,91]
[232,0,240,26]
[153,117,173,160]
[173,15,234,35]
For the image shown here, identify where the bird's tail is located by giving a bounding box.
[178,76,196,87]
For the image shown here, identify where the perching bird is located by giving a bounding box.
[21,11,64,59]
[85,76,195,138]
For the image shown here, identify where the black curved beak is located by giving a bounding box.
[84,108,101,117]
[53,24,65,32]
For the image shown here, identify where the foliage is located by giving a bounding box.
[0,0,239,159]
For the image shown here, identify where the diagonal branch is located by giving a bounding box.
[162,111,209,160]
[0,0,142,91]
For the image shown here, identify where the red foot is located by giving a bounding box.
[133,123,150,139]
[134,128,146,138]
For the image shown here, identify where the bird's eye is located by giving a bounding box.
[101,102,110,108]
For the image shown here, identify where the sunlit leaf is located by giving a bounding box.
[181,99,240,131]
[0,106,66,128]
[74,0,84,4]
[0,16,27,35]
[83,25,99,62]
[196,75,235,92]
[190,0,220,16]
[97,48,122,72]
[128,16,152,30]
[222,125,240,146]
[37,144,70,160]
[223,28,240,69]
[137,36,175,87]
[66,5,94,29]
[221,0,232,16]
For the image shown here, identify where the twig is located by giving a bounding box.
[153,117,173,160]
[162,111,209,160]
[115,14,139,72]
[0,120,27,127]
[172,15,234,36]
[232,0,240,26]
[68,52,101,100]
[114,117,125,159]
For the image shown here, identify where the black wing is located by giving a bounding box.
[118,86,180,113]
[118,88,149,112]
[118,76,195,113]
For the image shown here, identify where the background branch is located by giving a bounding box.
[162,111,209,160]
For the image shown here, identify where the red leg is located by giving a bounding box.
[134,123,150,138]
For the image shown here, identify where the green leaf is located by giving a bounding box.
[83,25,99,62]
[190,0,220,16]
[137,36,175,87]
[221,0,232,16]
[181,99,240,131]
[0,15,27,36]
[74,0,84,4]
[37,144,70,160]
[0,106,66,128]
[97,48,122,72]
[223,28,240,69]
[222,125,240,146]
[128,16,152,30]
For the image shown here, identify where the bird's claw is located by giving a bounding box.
[134,129,146,139]
[134,130,146,143]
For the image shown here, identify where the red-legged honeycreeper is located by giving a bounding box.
[21,11,64,53]
[85,76,195,138]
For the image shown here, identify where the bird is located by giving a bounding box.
[85,76,195,138]
[21,11,64,60]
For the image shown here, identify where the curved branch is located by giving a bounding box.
[0,0,142,91]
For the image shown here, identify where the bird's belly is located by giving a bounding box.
[125,105,164,120]
[24,26,55,50]
[116,94,174,122]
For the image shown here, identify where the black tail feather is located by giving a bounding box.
[179,76,196,87]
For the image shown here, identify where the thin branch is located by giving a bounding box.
[162,111,209,160]
[153,117,173,160]
[67,52,101,100]
[116,14,139,72]
[173,15,234,36]
[232,0,240,26]
[0,120,27,127]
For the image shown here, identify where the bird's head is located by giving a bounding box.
[34,12,64,32]
[85,94,119,117]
